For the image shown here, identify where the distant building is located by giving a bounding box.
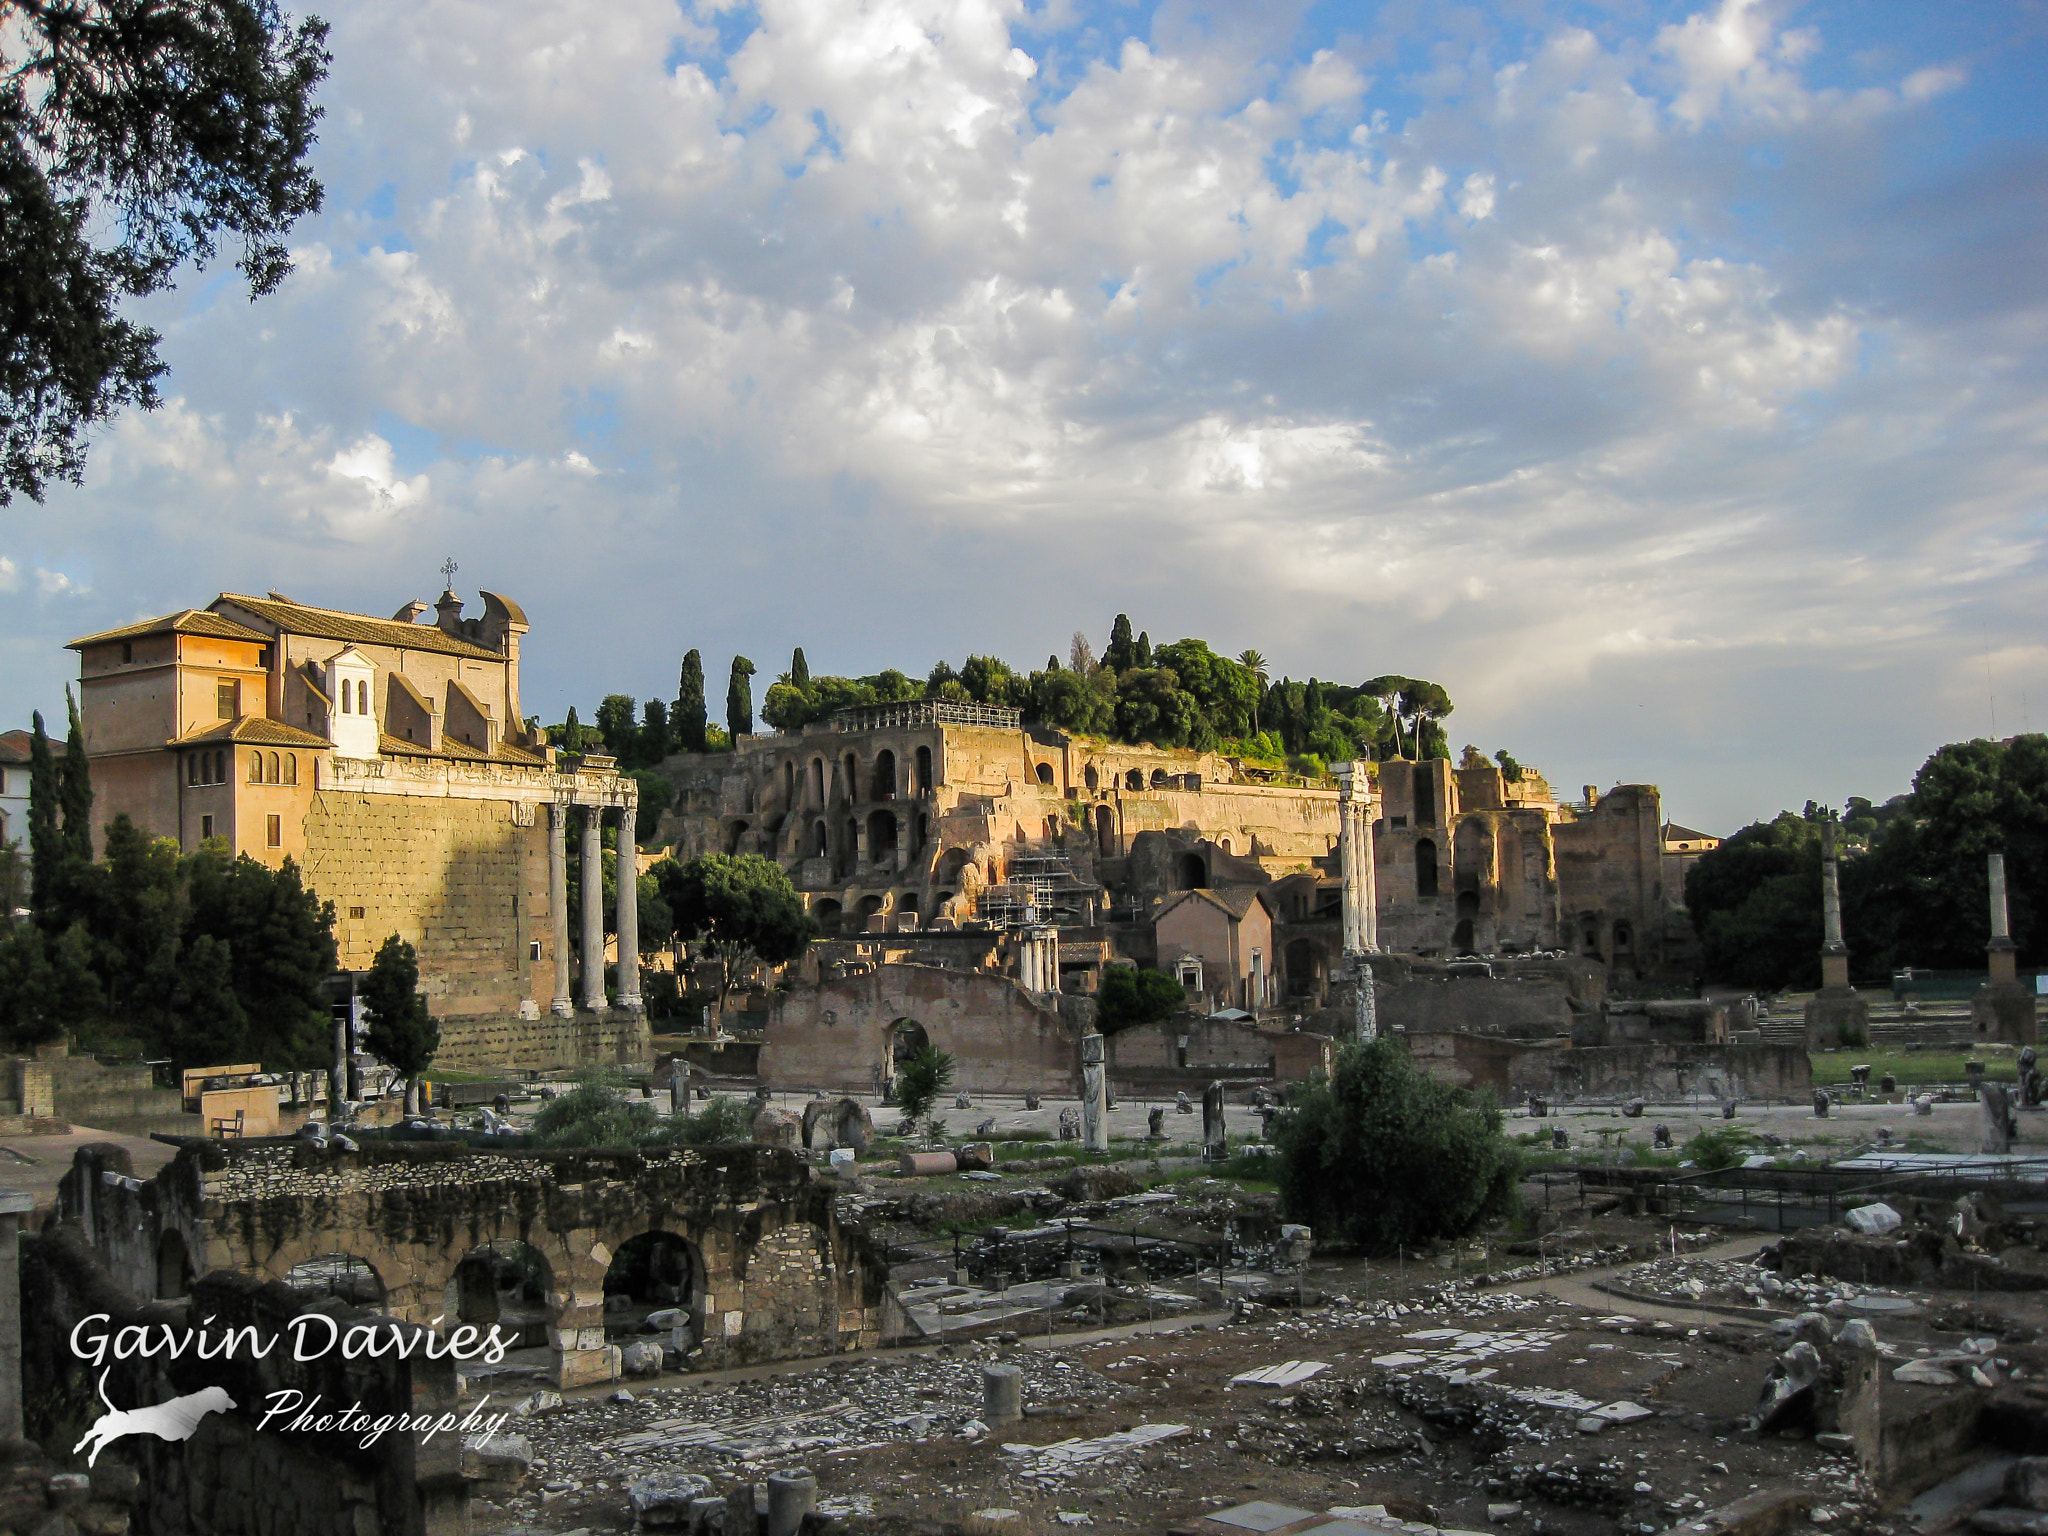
[1660,820,1722,912]
[65,590,643,1067]
[0,728,29,851]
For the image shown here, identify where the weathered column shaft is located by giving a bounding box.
[579,806,606,1011]
[616,801,643,1012]
[1991,852,2012,942]
[1821,826,1845,951]
[1359,793,1379,951]
[1080,1034,1109,1152]
[550,802,574,1017]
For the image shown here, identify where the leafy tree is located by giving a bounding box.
[894,1043,954,1130]
[595,694,637,759]
[638,699,670,765]
[1684,812,1826,989]
[1094,966,1185,1035]
[1361,676,1412,758]
[790,647,810,691]
[1070,631,1096,673]
[960,654,1019,706]
[181,846,335,1067]
[60,688,92,862]
[1,0,330,504]
[167,932,246,1065]
[1271,1035,1519,1254]
[1399,681,1455,761]
[726,656,755,739]
[1104,614,1135,673]
[360,934,440,1114]
[656,852,815,1008]
[0,921,62,1046]
[1494,749,1523,783]
[1114,667,1198,747]
[1029,666,1116,736]
[26,712,60,921]
[675,649,708,752]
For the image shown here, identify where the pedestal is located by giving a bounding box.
[1804,988,1869,1049]
[1974,984,2037,1046]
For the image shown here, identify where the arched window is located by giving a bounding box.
[1035,762,1054,786]
[213,751,226,784]
[187,755,200,786]
[249,750,263,784]
[810,758,826,805]
[812,820,828,857]
[1177,852,1206,890]
[842,753,858,802]
[267,751,281,784]
[915,745,933,793]
[283,754,298,786]
[1151,769,1170,788]
[339,682,350,714]
[1415,838,1439,898]
[357,679,368,715]
[873,750,896,801]
[1126,769,1144,791]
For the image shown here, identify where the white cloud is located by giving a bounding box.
[7,0,2041,831]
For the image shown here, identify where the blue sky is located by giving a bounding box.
[3,0,2045,832]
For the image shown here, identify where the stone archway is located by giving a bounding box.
[602,1231,704,1353]
[444,1240,555,1349]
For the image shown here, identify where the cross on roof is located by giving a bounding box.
[439,557,459,588]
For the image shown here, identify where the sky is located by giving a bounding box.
[3,0,2045,835]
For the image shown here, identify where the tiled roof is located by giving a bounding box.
[170,718,333,749]
[68,609,269,648]
[214,593,503,660]
[0,728,33,764]
[379,733,549,767]
[1663,822,1718,844]
[1158,886,1271,923]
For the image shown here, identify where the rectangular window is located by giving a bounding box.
[217,680,237,719]
[529,939,542,962]
[347,906,366,920]
[266,814,282,848]
[200,815,214,840]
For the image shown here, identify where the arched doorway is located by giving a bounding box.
[814,899,843,936]
[1125,769,1144,791]
[1452,918,1476,954]
[602,1232,703,1348]
[811,820,829,857]
[842,753,859,802]
[857,893,885,925]
[873,750,897,800]
[1415,839,1439,899]
[445,1241,553,1347]
[867,809,897,864]
[284,1254,386,1307]
[891,1018,931,1070]
[156,1230,193,1299]
[810,757,826,806]
[1150,769,1170,789]
[1177,852,1207,890]
[1035,762,1054,785]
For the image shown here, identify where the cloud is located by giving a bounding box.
[6,0,2044,833]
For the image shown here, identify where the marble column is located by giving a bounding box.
[1990,851,2020,987]
[1336,765,1364,955]
[1358,786,1379,952]
[1820,818,1850,990]
[616,799,643,1012]
[579,806,606,1011]
[549,802,574,1017]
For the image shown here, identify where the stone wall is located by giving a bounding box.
[1508,1042,1812,1102]
[21,1223,478,1536]
[759,963,1082,1095]
[431,1008,652,1073]
[60,1139,893,1387]
[1377,976,1575,1038]
[300,790,550,1016]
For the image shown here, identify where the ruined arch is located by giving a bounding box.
[857,893,885,924]
[811,820,829,857]
[1126,769,1144,791]
[1035,761,1055,785]
[890,1017,931,1068]
[842,752,859,803]
[156,1230,193,1299]
[445,1240,554,1339]
[810,757,826,806]
[602,1232,703,1345]
[814,899,843,936]
[1150,769,1170,789]
[1612,919,1634,953]
[897,892,919,916]
[1178,852,1207,890]
[936,847,972,886]
[873,750,897,801]
[1084,764,1099,790]
[1415,838,1439,899]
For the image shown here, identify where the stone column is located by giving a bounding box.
[616,798,643,1013]
[0,1189,30,1440]
[1080,1034,1109,1152]
[579,807,606,1011]
[331,1011,349,1114]
[1990,852,2020,987]
[1336,764,1364,954]
[549,802,574,1017]
[1359,785,1379,952]
[1819,819,1850,990]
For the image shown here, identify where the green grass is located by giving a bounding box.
[1808,1050,2011,1088]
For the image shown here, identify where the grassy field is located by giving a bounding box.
[1807,1049,2014,1087]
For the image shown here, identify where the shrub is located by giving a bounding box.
[531,1079,659,1148]
[1095,966,1185,1035]
[895,1045,955,1126]
[1681,1126,1753,1171]
[1271,1035,1519,1254]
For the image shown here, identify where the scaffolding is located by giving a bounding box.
[976,851,1101,927]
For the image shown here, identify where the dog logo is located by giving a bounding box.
[73,1371,236,1466]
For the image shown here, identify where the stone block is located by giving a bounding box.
[630,1472,715,1531]
[622,1340,664,1378]
[554,1345,621,1390]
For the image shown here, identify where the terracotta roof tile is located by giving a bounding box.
[171,718,333,749]
[214,593,503,660]
[68,609,269,648]
[0,728,33,764]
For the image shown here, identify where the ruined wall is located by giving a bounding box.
[300,789,549,1015]
[1508,1042,1811,1102]
[1553,785,1667,978]
[21,1226,473,1536]
[60,1141,891,1377]
[760,963,1081,1095]
[1409,1031,1561,1094]
[431,1008,652,1073]
[1378,976,1575,1038]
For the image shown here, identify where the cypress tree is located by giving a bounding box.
[1046,654,1061,673]
[27,712,60,922]
[675,650,708,752]
[562,706,582,754]
[1135,630,1152,669]
[726,657,756,740]
[1106,614,1135,672]
[60,687,93,863]
[790,647,810,692]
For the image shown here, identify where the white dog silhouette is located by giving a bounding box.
[73,1371,236,1466]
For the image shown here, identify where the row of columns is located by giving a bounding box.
[548,800,642,1016]
[1017,926,1059,993]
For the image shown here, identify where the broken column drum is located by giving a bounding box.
[766,1469,817,1536]
[1202,1080,1227,1161]
[983,1363,1023,1424]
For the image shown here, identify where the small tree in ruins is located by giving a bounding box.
[361,935,440,1115]
[656,853,815,1011]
